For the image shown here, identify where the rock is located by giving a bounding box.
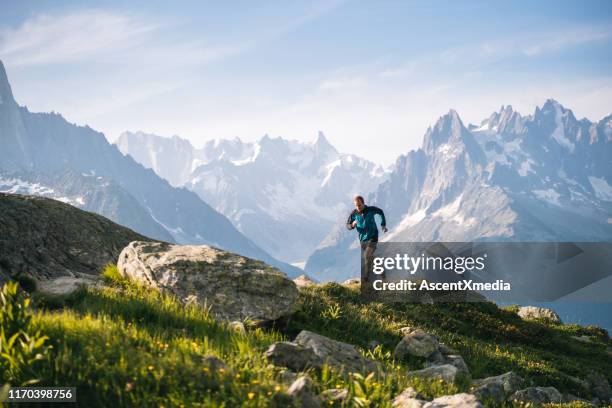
[423,393,483,408]
[277,369,298,385]
[320,388,348,404]
[294,330,379,373]
[117,241,299,323]
[407,364,460,383]
[37,275,101,296]
[471,371,523,403]
[572,335,593,343]
[438,343,457,355]
[510,386,563,404]
[342,278,361,286]
[426,355,469,375]
[394,329,440,359]
[228,321,246,334]
[265,341,323,371]
[517,306,561,323]
[586,372,611,402]
[0,194,150,281]
[293,274,316,287]
[393,387,427,408]
[287,376,322,408]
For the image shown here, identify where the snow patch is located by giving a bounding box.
[588,176,612,201]
[533,189,561,206]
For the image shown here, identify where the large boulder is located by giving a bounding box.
[471,371,523,403]
[510,387,563,404]
[517,306,561,323]
[294,330,379,373]
[117,241,299,323]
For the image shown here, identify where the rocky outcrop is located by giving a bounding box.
[510,386,563,404]
[517,306,562,323]
[266,330,378,374]
[471,371,523,403]
[0,194,150,283]
[293,274,316,287]
[117,241,299,323]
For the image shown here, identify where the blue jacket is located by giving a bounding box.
[346,205,386,242]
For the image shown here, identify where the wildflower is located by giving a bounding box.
[147,365,154,371]
[274,385,282,392]
[247,392,255,400]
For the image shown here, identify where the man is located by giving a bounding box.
[346,195,387,282]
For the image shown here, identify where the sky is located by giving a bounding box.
[1,0,612,165]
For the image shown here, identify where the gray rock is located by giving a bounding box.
[287,376,322,408]
[510,386,563,404]
[394,329,440,359]
[265,341,323,371]
[294,330,379,373]
[438,343,457,356]
[393,387,427,408]
[320,388,348,404]
[423,393,484,408]
[407,364,460,383]
[277,368,298,385]
[37,276,101,296]
[517,306,561,323]
[426,354,469,375]
[471,371,523,403]
[117,241,299,323]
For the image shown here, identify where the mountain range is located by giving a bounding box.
[0,60,301,277]
[117,130,387,263]
[307,101,612,281]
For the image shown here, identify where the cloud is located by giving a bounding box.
[0,9,244,67]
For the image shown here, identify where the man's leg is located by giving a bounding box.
[360,241,369,282]
[364,240,377,282]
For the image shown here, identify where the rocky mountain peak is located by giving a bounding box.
[0,60,16,106]
[313,131,338,155]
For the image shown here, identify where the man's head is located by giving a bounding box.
[353,195,365,212]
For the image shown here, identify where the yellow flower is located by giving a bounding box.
[147,365,154,371]
[247,392,255,400]
[274,385,282,392]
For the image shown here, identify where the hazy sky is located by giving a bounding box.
[2,0,612,164]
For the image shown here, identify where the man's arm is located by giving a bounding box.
[346,210,356,230]
[369,206,387,230]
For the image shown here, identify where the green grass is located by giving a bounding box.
[3,266,610,407]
